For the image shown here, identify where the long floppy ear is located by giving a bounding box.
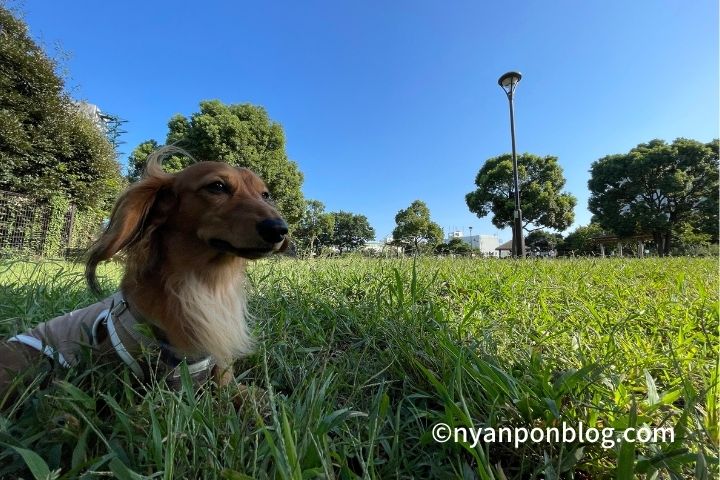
[85,149,174,294]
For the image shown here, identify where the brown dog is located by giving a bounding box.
[0,147,288,402]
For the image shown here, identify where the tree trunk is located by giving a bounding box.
[664,231,672,256]
[653,232,665,257]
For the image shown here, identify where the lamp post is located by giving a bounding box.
[468,226,473,254]
[498,71,525,258]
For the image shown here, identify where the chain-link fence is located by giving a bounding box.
[0,190,103,259]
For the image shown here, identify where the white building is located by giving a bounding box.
[363,240,387,253]
[74,101,106,130]
[363,237,403,255]
[448,230,501,257]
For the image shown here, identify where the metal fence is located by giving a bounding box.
[0,190,101,258]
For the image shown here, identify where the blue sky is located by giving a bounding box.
[19,0,719,241]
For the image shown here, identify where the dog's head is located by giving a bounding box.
[86,148,288,293]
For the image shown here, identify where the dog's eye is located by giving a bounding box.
[205,181,229,194]
[261,191,271,200]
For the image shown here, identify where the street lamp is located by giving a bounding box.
[468,226,473,253]
[498,71,525,258]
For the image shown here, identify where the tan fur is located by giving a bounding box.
[1,146,288,402]
[167,270,253,367]
[85,148,287,354]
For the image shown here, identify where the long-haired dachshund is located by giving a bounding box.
[0,147,288,402]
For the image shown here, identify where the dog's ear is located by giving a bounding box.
[85,153,173,294]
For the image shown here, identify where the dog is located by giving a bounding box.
[0,147,288,403]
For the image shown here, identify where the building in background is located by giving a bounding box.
[74,101,105,129]
[447,230,502,257]
[74,101,127,154]
[495,239,513,258]
[363,236,403,256]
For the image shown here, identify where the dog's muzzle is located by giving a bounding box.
[256,218,288,244]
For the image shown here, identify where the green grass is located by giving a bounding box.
[0,257,717,479]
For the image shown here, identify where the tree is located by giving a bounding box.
[293,199,335,257]
[99,111,128,157]
[330,211,375,253]
[561,223,606,256]
[392,200,443,254]
[435,238,471,256]
[128,140,158,182]
[466,153,576,233]
[588,138,719,256]
[127,139,189,182]
[0,6,123,211]
[127,100,305,225]
[525,230,564,255]
[673,221,713,255]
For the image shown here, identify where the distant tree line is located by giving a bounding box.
[465,139,718,257]
[292,200,375,256]
[293,133,718,258]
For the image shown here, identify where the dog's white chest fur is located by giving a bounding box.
[167,272,253,366]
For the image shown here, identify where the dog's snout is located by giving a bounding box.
[256,218,288,244]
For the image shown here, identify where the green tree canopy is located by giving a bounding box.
[525,230,564,254]
[128,139,190,183]
[127,140,159,182]
[392,200,443,254]
[466,153,576,232]
[0,6,123,211]
[328,211,375,253]
[435,238,471,256]
[588,138,718,256]
[561,223,607,256]
[293,199,335,257]
[673,221,713,255]
[128,100,305,225]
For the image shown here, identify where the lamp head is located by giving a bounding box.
[498,71,522,95]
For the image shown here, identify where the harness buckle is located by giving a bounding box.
[165,357,216,390]
[111,299,129,317]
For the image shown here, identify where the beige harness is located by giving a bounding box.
[9,293,215,389]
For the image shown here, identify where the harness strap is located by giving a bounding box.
[103,307,145,379]
[105,296,216,385]
[8,334,72,368]
[109,298,149,346]
[10,293,216,387]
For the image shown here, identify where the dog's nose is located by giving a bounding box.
[256,218,288,244]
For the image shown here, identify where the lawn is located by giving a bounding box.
[0,257,717,479]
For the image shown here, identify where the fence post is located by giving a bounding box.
[43,196,70,258]
[66,204,76,250]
